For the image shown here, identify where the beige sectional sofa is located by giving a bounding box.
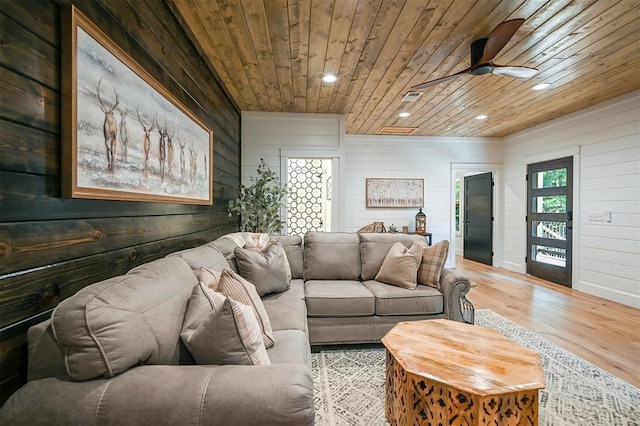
[0,231,473,425]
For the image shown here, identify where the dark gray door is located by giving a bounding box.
[463,172,493,265]
[527,157,573,287]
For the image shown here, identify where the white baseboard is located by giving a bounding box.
[502,260,525,274]
[576,280,640,309]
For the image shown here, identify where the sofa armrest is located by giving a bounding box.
[0,364,315,426]
[439,268,475,324]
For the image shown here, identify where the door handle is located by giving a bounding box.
[567,211,573,230]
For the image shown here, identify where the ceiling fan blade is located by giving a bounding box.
[492,65,538,80]
[411,68,472,90]
[478,19,525,64]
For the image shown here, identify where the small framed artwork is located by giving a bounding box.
[366,178,424,208]
[61,6,213,205]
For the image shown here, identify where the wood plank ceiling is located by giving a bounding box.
[172,0,640,137]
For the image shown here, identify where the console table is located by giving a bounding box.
[382,319,545,426]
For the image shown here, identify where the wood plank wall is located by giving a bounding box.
[0,0,241,404]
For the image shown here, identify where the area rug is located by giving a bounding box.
[311,309,640,425]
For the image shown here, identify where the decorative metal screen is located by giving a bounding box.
[286,158,331,235]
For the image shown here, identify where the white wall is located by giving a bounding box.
[502,91,640,308]
[343,136,501,250]
[241,112,343,182]
[242,112,345,230]
[241,92,639,307]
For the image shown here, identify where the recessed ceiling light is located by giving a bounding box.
[532,83,551,91]
[398,112,410,118]
[322,74,337,83]
[475,114,488,120]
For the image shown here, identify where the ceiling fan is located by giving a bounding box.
[411,19,537,90]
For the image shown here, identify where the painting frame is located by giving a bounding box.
[366,178,424,208]
[61,5,214,205]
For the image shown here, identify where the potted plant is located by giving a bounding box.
[227,158,288,233]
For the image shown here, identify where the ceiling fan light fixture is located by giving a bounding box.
[398,112,410,118]
[532,83,551,91]
[475,114,489,120]
[322,73,337,83]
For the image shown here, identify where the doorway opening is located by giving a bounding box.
[285,158,332,235]
[526,156,573,287]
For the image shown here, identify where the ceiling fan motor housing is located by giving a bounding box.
[470,38,494,75]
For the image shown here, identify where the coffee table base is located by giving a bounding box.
[385,351,539,426]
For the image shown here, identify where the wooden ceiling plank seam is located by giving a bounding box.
[347,1,442,133]
[340,0,413,119]
[181,0,243,104]
[348,1,454,134]
[396,0,592,132]
[356,2,518,132]
[413,1,639,136]
[488,58,640,137]
[176,0,640,137]
[264,0,295,111]
[240,0,285,110]
[355,0,516,134]
[217,0,272,110]
[454,47,640,137]
[304,0,335,112]
[174,0,253,120]
[495,0,620,69]
[327,0,384,113]
[316,0,359,113]
[178,0,258,111]
[314,0,352,113]
[496,44,640,121]
[288,0,312,112]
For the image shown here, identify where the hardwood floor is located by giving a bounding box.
[456,256,640,388]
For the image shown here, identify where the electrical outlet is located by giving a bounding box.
[588,212,604,221]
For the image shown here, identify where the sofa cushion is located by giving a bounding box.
[234,242,290,296]
[362,280,444,315]
[305,280,374,317]
[51,256,196,381]
[199,267,222,290]
[169,244,229,273]
[217,269,275,348]
[266,329,310,366]
[211,238,241,272]
[304,232,361,280]
[262,281,307,333]
[418,240,450,289]
[375,241,424,289]
[270,235,304,279]
[359,233,426,280]
[181,283,270,366]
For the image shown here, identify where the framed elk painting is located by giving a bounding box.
[61,6,213,205]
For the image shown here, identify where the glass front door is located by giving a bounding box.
[526,157,573,286]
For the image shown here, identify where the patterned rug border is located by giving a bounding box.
[312,309,640,426]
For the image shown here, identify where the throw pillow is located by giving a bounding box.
[375,241,423,289]
[234,241,290,296]
[198,267,222,291]
[217,269,275,348]
[417,240,450,289]
[181,283,270,366]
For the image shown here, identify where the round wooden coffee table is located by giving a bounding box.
[381,319,545,426]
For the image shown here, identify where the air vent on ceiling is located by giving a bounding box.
[377,126,418,135]
[401,91,422,102]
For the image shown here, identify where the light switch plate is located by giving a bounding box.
[588,212,604,221]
